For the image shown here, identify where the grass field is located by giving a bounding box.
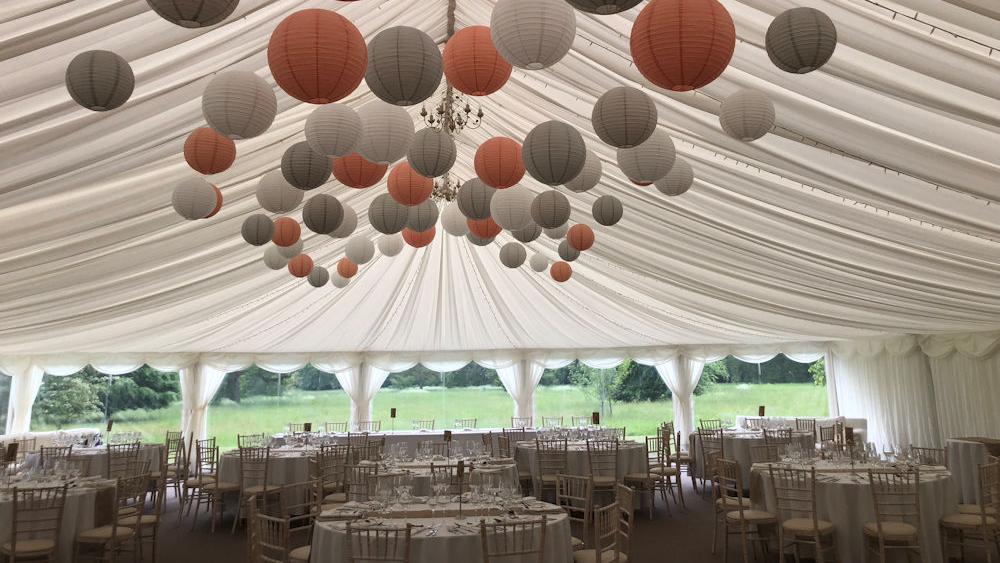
[33,383,828,450]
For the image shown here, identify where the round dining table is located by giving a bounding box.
[514,440,646,482]
[690,430,816,488]
[946,437,1000,504]
[69,444,162,479]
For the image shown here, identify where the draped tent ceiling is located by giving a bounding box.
[0,0,998,356]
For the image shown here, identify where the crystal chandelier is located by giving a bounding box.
[432,173,461,202]
[420,84,484,133]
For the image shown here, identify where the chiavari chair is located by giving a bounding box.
[556,473,593,551]
[795,418,817,440]
[864,468,922,563]
[15,437,37,463]
[497,435,513,459]
[345,522,413,563]
[355,420,381,433]
[662,424,697,494]
[286,423,308,434]
[455,418,478,429]
[344,464,380,502]
[430,463,472,495]
[247,494,310,563]
[237,433,268,449]
[161,434,184,499]
[122,469,168,563]
[745,417,766,431]
[571,416,591,428]
[749,444,783,464]
[232,446,272,533]
[276,481,322,562]
[180,437,217,523]
[586,439,620,493]
[510,417,532,429]
[650,432,685,510]
[623,440,659,519]
[75,471,148,562]
[717,458,776,563]
[534,439,568,501]
[910,445,947,468]
[479,516,547,563]
[481,431,495,457]
[106,442,141,479]
[324,422,348,433]
[698,428,724,497]
[315,443,350,504]
[573,502,624,563]
[39,445,73,468]
[615,484,633,560]
[541,416,564,429]
[3,484,67,561]
[941,460,999,562]
[503,427,528,443]
[699,419,724,431]
[768,464,837,563]
[763,428,793,449]
[411,419,435,431]
[427,441,451,458]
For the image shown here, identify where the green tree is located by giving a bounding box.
[569,362,618,418]
[296,366,342,391]
[33,375,103,427]
[611,360,668,402]
[809,359,826,386]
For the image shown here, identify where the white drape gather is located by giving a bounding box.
[331,364,389,426]
[921,331,1000,441]
[653,356,706,444]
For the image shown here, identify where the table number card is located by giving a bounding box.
[304,422,312,432]
[444,430,452,442]
[591,411,600,425]
[457,460,464,478]
[845,426,854,444]
[106,419,114,432]
[5,442,16,461]
[390,408,397,419]
[758,405,765,417]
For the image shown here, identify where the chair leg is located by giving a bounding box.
[231,494,243,534]
[676,473,686,509]
[712,510,720,554]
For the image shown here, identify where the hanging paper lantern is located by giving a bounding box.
[387,162,433,206]
[406,199,439,232]
[565,0,642,15]
[332,153,388,189]
[474,137,524,189]
[591,87,658,149]
[282,142,331,190]
[441,203,471,236]
[564,149,603,193]
[302,194,344,235]
[512,223,542,243]
[522,121,587,186]
[205,186,224,218]
[567,224,595,251]
[331,205,358,238]
[256,170,303,213]
[171,178,217,220]
[499,242,527,268]
[183,127,236,175]
[65,50,134,112]
[331,273,350,288]
[489,187,534,231]
[202,72,277,140]
[558,240,580,262]
[145,0,238,28]
[345,236,376,264]
[403,227,436,248]
[592,195,623,226]
[467,217,502,239]
[491,0,576,70]
[719,88,775,142]
[457,179,496,220]
[277,239,304,259]
[366,27,442,106]
[530,190,571,229]
[272,217,301,247]
[377,233,405,257]
[288,254,314,278]
[407,129,456,178]
[466,233,495,246]
[529,253,549,272]
[550,261,573,282]
[305,104,362,157]
[655,157,694,196]
[241,215,274,246]
[369,193,410,235]
[630,0,736,92]
[443,25,512,96]
[267,9,367,104]
[337,258,359,278]
[355,102,415,165]
[617,129,676,184]
[766,7,837,74]
[544,224,568,239]
[308,266,330,288]
[263,246,289,270]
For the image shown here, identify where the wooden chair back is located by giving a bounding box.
[411,419,435,431]
[510,417,532,429]
[345,522,413,562]
[571,416,591,427]
[541,416,564,428]
[586,439,620,482]
[239,446,271,492]
[503,427,527,443]
[767,465,822,531]
[867,469,921,535]
[763,428,792,447]
[455,418,478,429]
[699,419,724,431]
[106,442,141,478]
[356,420,381,433]
[479,517,547,563]
[39,445,72,468]
[555,474,593,531]
[615,484,633,559]
[910,446,947,467]
[344,464,380,502]
[745,417,766,430]
[750,444,783,464]
[9,484,67,555]
[591,502,622,562]
[535,439,568,477]
[325,422,349,433]
[238,433,268,448]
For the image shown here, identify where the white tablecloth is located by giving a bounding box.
[273,429,538,453]
[219,450,312,488]
[946,438,994,504]
[514,441,646,482]
[690,431,816,488]
[0,428,101,450]
[68,444,162,479]
[734,416,868,441]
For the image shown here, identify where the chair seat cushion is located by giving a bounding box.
[540,474,559,484]
[623,473,655,483]
[119,514,159,527]
[324,492,347,503]
[726,509,776,523]
[1,538,56,555]
[958,504,997,516]
[322,483,342,493]
[244,484,271,495]
[650,466,678,476]
[77,525,135,542]
[592,476,617,487]
[289,545,310,562]
[941,513,997,528]
[184,476,216,487]
[573,549,629,563]
[674,454,693,463]
[783,517,835,535]
[202,481,239,492]
[863,521,917,540]
[571,536,585,550]
[715,497,751,511]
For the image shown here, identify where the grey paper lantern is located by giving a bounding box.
[355,102,415,165]
[407,129,456,178]
[558,240,580,262]
[529,252,549,272]
[65,51,134,112]
[366,27,442,106]
[592,194,623,226]
[719,89,775,142]
[171,177,217,219]
[499,242,527,268]
[530,190,571,229]
[256,170,303,213]
[591,87,657,149]
[441,203,470,236]
[457,179,496,220]
[331,273,350,288]
[565,0,642,14]
[522,121,587,186]
[146,0,238,28]
[512,223,542,243]
[282,142,331,190]
[766,7,838,74]
[331,205,357,239]
[302,194,344,235]
[616,129,675,184]
[345,236,376,264]
[544,224,568,239]
[491,0,576,70]
[305,104,361,157]
[369,193,410,234]
[308,266,330,288]
[466,233,495,246]
[241,214,274,246]
[564,149,602,193]
[277,239,303,259]
[263,246,289,270]
[655,157,694,196]
[406,199,439,232]
[490,187,534,231]
[377,233,405,257]
[202,71,277,140]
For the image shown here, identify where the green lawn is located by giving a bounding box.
[33,383,827,451]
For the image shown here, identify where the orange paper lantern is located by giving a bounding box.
[402,227,436,248]
[267,9,367,104]
[467,217,502,239]
[387,162,433,206]
[474,137,524,189]
[184,127,236,175]
[332,152,388,189]
[567,224,595,251]
[630,0,735,92]
[272,217,301,247]
[443,26,512,96]
[631,179,652,187]
[337,257,359,278]
[288,254,314,277]
[204,186,224,218]
[551,261,573,282]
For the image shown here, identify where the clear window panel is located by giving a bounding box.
[373,364,510,431]
[698,355,828,425]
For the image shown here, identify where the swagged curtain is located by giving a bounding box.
[920,332,1000,442]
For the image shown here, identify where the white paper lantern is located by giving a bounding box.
[407,128,456,178]
[345,236,376,264]
[366,27,442,106]
[564,149,602,193]
[65,51,134,112]
[302,194,344,234]
[331,205,357,238]
[616,129,675,184]
[565,0,642,15]
[282,142,331,190]
[263,246,289,270]
[146,0,238,28]
[719,89,775,142]
[457,179,496,220]
[369,193,410,234]
[331,273,350,288]
[592,87,657,149]
[406,199,439,232]
[529,252,549,272]
[592,194,623,226]
[441,203,471,236]
[466,233,495,246]
[308,266,330,288]
[766,7,838,74]
[277,239,303,259]
[172,177,217,219]
[354,102,415,165]
[491,0,576,70]
[558,240,580,262]
[499,242,527,268]
[202,71,277,140]
[241,214,274,246]
[544,224,568,239]
[523,121,587,186]
[256,170,303,213]
[305,104,361,157]
[512,223,542,243]
[530,190,571,229]
[655,157,694,196]
[377,233,405,256]
[489,187,534,231]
